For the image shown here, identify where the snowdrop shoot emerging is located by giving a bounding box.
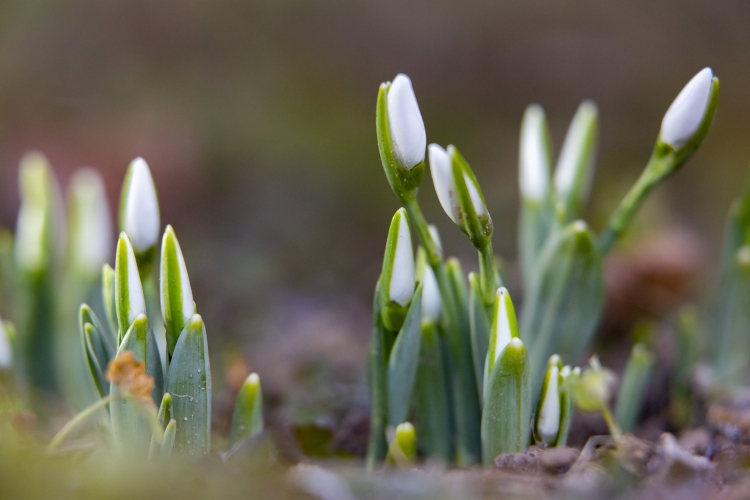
[660,68,714,150]
[115,232,147,338]
[120,157,160,254]
[160,225,195,354]
[387,74,427,170]
[519,105,552,202]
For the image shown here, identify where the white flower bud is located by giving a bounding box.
[0,319,11,369]
[388,209,415,306]
[420,260,442,323]
[387,74,426,170]
[519,105,551,201]
[660,67,713,150]
[69,168,113,279]
[537,365,561,443]
[429,144,460,224]
[491,287,516,363]
[554,101,598,208]
[121,157,160,253]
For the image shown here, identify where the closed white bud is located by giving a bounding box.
[0,319,11,369]
[420,260,441,323]
[121,157,160,253]
[554,101,598,207]
[429,144,460,224]
[388,209,415,306]
[387,74,427,170]
[69,168,113,278]
[519,105,551,201]
[537,365,561,443]
[491,287,517,363]
[660,67,714,150]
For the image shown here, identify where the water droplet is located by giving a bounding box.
[189,374,193,378]
[183,417,188,421]
[197,369,201,373]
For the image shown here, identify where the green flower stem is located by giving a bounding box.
[403,198,442,267]
[47,394,116,452]
[601,405,622,442]
[614,343,655,433]
[478,244,499,307]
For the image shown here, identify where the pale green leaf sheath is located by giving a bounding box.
[114,233,147,345]
[534,355,563,446]
[387,284,423,427]
[102,264,118,341]
[149,393,173,460]
[110,315,164,454]
[167,314,211,457]
[481,338,531,466]
[160,225,195,356]
[230,373,264,445]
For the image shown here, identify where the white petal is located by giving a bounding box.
[387,74,426,170]
[388,210,415,306]
[537,366,561,442]
[554,101,598,200]
[463,173,487,216]
[429,144,459,224]
[123,158,160,252]
[493,287,514,363]
[519,105,550,201]
[123,234,147,323]
[420,261,442,322]
[0,320,11,369]
[660,67,713,150]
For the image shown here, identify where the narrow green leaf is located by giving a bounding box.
[481,338,531,466]
[149,393,173,459]
[166,314,211,457]
[230,373,264,445]
[119,314,164,404]
[102,264,118,341]
[114,233,146,345]
[415,322,451,462]
[468,273,490,399]
[160,225,195,355]
[161,419,177,458]
[614,343,655,433]
[82,324,107,398]
[366,280,388,469]
[556,365,578,447]
[387,284,423,427]
[522,220,604,394]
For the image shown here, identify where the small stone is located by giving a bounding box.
[493,446,543,474]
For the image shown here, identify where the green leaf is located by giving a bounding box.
[415,322,452,462]
[713,247,750,385]
[166,314,211,457]
[483,287,520,398]
[556,365,578,447]
[366,280,388,469]
[79,304,115,398]
[614,343,655,433]
[522,220,604,394]
[387,284,423,427]
[230,373,264,445]
[481,338,531,466]
[160,225,195,355]
[160,419,177,458]
[468,273,490,400]
[111,315,164,454]
[114,233,147,345]
[149,393,173,460]
[449,146,493,250]
[102,264,118,342]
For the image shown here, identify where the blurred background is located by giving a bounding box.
[0,0,749,449]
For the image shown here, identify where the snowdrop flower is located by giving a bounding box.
[68,168,113,280]
[660,68,714,150]
[387,74,426,170]
[160,225,195,354]
[120,157,160,254]
[115,232,146,336]
[15,152,54,272]
[519,105,552,202]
